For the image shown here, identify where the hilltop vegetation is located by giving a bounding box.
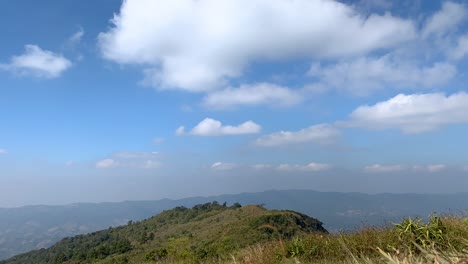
[236,215,468,264]
[2,190,467,260]
[1,202,327,264]
[3,202,468,264]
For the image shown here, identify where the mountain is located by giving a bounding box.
[0,190,467,260]
[1,203,327,264]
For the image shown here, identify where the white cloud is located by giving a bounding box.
[308,56,456,95]
[413,164,446,173]
[427,164,446,173]
[96,158,116,168]
[345,92,468,134]
[451,34,468,60]
[175,126,185,136]
[255,124,339,147]
[96,151,161,169]
[0,149,7,155]
[364,164,404,173]
[251,164,273,170]
[422,1,466,38]
[203,83,302,109]
[276,162,331,172]
[67,27,85,46]
[0,45,72,78]
[178,118,261,136]
[99,0,415,92]
[211,162,237,171]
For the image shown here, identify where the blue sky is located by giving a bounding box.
[1,0,468,207]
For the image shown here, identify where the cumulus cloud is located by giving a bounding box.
[345,92,468,134]
[421,1,466,38]
[98,0,415,92]
[276,162,332,172]
[177,118,261,136]
[0,149,7,155]
[364,164,404,173]
[308,56,456,95]
[96,151,161,169]
[0,45,72,78]
[203,83,302,109]
[255,124,339,147]
[211,162,237,171]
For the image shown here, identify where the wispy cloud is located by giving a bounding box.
[0,45,72,78]
[364,164,404,173]
[412,165,446,173]
[211,162,237,171]
[308,56,455,95]
[96,151,161,169]
[203,83,302,109]
[451,34,468,60]
[251,164,273,170]
[421,1,466,39]
[426,164,447,173]
[152,137,165,145]
[67,27,85,46]
[276,162,332,172]
[96,158,116,169]
[255,124,339,147]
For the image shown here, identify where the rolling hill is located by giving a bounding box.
[0,190,467,260]
[1,202,327,264]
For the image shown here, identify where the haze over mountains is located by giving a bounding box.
[1,190,467,260]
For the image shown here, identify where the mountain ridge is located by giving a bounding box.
[0,190,467,260]
[1,203,327,264]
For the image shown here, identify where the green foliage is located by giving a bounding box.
[1,202,326,264]
[4,202,466,264]
[145,248,168,261]
[277,215,468,263]
[394,215,447,252]
[231,202,242,208]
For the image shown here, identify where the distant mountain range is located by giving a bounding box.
[1,190,467,260]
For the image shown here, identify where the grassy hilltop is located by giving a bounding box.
[2,202,467,264]
[2,190,467,260]
[1,202,327,264]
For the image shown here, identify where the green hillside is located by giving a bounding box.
[2,190,466,260]
[1,202,327,264]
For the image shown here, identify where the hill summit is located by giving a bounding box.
[2,202,327,264]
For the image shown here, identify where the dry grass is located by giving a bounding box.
[229,216,468,264]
